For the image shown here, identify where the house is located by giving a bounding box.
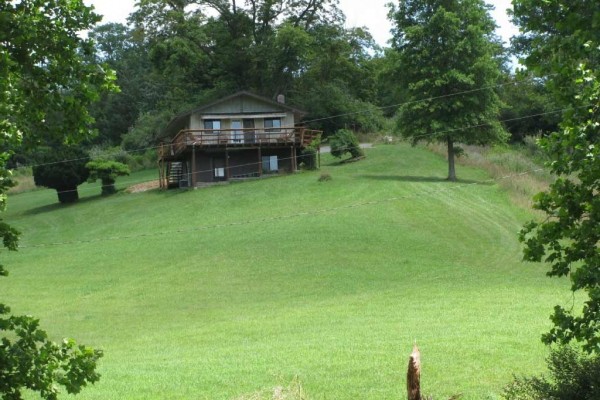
[158,91,322,188]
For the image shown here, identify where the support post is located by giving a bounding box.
[291,146,297,172]
[191,143,197,187]
[225,148,230,180]
[158,160,163,189]
[258,147,262,177]
[318,146,321,169]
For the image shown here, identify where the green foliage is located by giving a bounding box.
[0,1,112,398]
[389,0,507,180]
[121,110,174,151]
[511,0,600,104]
[519,66,600,353]
[121,0,382,144]
[317,172,332,182]
[329,129,364,159]
[502,346,600,400]
[299,147,318,170]
[88,23,157,146]
[32,147,90,204]
[498,72,560,142]
[0,309,103,400]
[86,160,131,195]
[0,0,118,150]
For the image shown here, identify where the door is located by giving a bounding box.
[231,120,243,144]
[213,158,226,181]
[243,119,255,143]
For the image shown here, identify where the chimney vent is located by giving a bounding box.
[276,94,285,104]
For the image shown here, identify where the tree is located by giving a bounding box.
[86,160,131,195]
[33,147,90,203]
[512,0,600,354]
[519,67,600,354]
[88,23,158,146]
[329,129,364,159]
[0,0,116,397]
[510,0,600,104]
[123,0,381,143]
[389,0,507,181]
[498,71,560,142]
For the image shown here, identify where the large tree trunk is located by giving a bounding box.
[101,178,116,196]
[447,136,457,181]
[56,187,79,203]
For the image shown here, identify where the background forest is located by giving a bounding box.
[8,0,558,169]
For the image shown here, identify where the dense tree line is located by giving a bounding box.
[86,0,386,150]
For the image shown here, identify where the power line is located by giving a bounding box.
[15,74,558,170]
[16,104,571,198]
[301,74,559,124]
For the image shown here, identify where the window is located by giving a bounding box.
[262,156,278,174]
[214,167,225,178]
[264,118,281,132]
[203,119,221,134]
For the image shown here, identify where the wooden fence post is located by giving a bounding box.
[407,344,421,400]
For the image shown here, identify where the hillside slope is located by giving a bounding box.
[2,144,567,399]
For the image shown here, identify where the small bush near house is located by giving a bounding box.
[502,345,600,400]
[300,147,318,170]
[329,129,364,159]
[86,160,131,195]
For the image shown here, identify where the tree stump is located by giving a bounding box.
[407,344,421,400]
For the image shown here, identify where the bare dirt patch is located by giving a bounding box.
[126,180,160,193]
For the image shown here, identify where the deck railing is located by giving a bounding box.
[159,127,321,159]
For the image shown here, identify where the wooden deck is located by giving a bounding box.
[159,127,321,160]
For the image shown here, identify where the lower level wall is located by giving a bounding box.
[189,147,297,183]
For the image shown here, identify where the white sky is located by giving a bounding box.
[85,0,519,47]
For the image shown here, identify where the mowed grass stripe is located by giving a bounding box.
[2,144,567,399]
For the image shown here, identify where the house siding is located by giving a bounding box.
[160,91,315,189]
[190,148,295,184]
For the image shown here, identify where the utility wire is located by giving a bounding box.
[16,104,571,198]
[15,74,558,170]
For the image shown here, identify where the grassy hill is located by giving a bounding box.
[1,144,568,399]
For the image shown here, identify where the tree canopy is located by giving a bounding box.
[513,0,600,353]
[389,0,507,180]
[0,0,116,397]
[33,146,90,203]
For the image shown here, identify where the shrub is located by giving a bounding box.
[32,146,89,203]
[318,172,331,182]
[329,129,364,159]
[502,346,600,400]
[300,147,318,170]
[86,160,131,195]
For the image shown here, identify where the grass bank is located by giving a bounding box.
[2,144,567,399]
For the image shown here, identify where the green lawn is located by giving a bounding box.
[2,144,568,399]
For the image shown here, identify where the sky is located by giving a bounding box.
[85,0,519,47]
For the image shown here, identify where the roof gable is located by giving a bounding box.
[162,91,306,139]
[194,91,302,115]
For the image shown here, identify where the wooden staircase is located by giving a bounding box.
[167,162,183,188]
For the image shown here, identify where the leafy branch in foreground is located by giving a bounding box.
[1,0,116,397]
[519,66,600,354]
[0,311,103,400]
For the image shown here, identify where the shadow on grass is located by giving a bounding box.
[24,193,107,216]
[356,174,493,185]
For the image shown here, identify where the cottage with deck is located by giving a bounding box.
[158,91,322,188]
